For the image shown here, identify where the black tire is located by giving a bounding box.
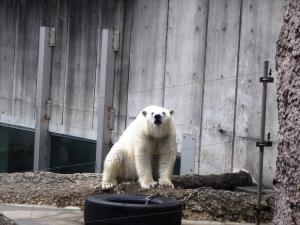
[84,194,182,225]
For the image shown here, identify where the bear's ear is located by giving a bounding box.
[142,111,147,117]
[170,109,174,116]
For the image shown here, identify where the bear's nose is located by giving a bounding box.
[154,114,161,120]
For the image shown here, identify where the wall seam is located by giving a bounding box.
[231,0,244,172]
[124,0,133,128]
[11,0,20,119]
[162,0,170,107]
[197,0,210,174]
[91,1,102,130]
[61,0,70,125]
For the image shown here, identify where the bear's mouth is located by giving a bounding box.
[154,120,162,126]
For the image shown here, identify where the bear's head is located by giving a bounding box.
[140,105,175,138]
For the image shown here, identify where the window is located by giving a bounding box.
[0,125,34,172]
[173,155,181,175]
[50,134,96,173]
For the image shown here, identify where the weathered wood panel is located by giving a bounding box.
[48,0,100,140]
[0,0,124,140]
[91,0,125,143]
[11,0,41,128]
[0,1,16,124]
[113,0,133,141]
[62,0,99,139]
[0,0,284,186]
[111,0,126,143]
[93,0,124,142]
[48,0,69,136]
[164,0,208,172]
[199,0,242,174]
[126,0,169,123]
[234,0,284,187]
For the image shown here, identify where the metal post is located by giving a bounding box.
[34,27,54,171]
[95,30,115,173]
[256,61,273,225]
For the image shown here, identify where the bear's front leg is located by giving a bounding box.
[101,147,124,190]
[102,160,118,189]
[158,145,176,188]
[135,151,158,189]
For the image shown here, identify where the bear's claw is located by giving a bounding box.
[140,181,159,189]
[102,181,117,190]
[159,180,174,189]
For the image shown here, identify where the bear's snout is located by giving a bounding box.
[154,114,162,125]
[154,114,161,120]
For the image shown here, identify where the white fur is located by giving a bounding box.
[102,105,177,189]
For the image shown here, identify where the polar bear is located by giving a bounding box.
[102,105,177,189]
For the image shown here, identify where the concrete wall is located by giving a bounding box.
[117,0,284,187]
[0,0,124,140]
[0,0,284,186]
[0,0,41,128]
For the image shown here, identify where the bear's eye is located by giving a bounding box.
[151,112,154,115]
[162,112,166,115]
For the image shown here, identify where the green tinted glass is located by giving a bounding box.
[173,155,181,175]
[50,135,96,173]
[0,125,34,172]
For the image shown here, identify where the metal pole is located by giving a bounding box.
[34,27,54,171]
[256,61,273,225]
[95,30,115,173]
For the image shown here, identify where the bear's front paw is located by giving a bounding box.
[159,180,174,189]
[102,181,117,190]
[140,181,158,189]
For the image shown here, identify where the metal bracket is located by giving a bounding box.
[112,30,120,52]
[45,98,52,120]
[256,141,272,147]
[108,107,115,130]
[259,77,274,83]
[49,27,55,47]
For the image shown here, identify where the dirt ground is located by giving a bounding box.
[0,172,274,223]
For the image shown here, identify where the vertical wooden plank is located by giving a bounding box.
[111,0,126,143]
[91,0,124,143]
[11,0,41,128]
[92,0,115,139]
[113,0,133,141]
[126,0,169,123]
[0,0,16,124]
[48,0,69,135]
[34,27,52,171]
[164,0,208,172]
[234,0,284,187]
[60,0,99,139]
[199,0,242,174]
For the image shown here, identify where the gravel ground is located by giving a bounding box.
[0,172,274,223]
